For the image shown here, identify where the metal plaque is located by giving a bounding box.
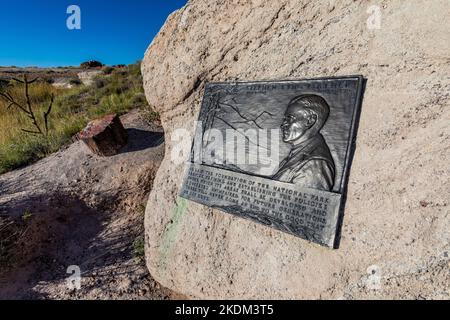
[179,76,365,248]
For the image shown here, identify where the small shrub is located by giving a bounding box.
[80,60,103,69]
[114,70,128,77]
[137,204,146,215]
[0,79,9,89]
[69,78,82,86]
[133,236,145,261]
[127,62,142,77]
[93,77,108,89]
[131,93,147,107]
[142,106,160,124]
[102,66,115,75]
[22,210,33,222]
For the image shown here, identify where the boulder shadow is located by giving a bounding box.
[119,129,164,154]
[0,191,147,299]
[333,77,367,249]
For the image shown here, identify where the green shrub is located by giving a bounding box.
[133,236,145,260]
[102,66,115,75]
[93,77,108,89]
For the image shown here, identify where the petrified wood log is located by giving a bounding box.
[78,114,127,156]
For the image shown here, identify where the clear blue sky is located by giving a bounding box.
[0,0,187,67]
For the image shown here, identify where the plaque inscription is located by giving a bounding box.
[180,76,364,248]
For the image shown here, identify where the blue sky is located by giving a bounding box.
[0,0,188,67]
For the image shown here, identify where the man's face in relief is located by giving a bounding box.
[281,104,316,143]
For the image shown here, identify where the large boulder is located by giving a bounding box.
[142,0,449,299]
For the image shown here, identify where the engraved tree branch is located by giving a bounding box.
[201,94,274,163]
[0,75,54,136]
[218,101,275,129]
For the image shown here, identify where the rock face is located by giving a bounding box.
[77,70,103,86]
[142,0,449,299]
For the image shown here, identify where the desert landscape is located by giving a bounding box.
[0,63,181,299]
[0,0,449,302]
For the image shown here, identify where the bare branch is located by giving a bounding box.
[6,92,15,99]
[43,94,54,135]
[13,76,39,84]
[11,77,24,84]
[5,92,16,102]
[23,75,43,134]
[2,75,50,136]
[0,91,12,102]
[0,92,30,114]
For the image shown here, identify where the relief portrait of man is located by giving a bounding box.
[272,94,336,191]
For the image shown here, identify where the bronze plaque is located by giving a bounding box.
[179,76,365,248]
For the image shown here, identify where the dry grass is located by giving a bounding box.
[0,82,57,143]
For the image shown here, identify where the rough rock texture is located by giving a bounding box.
[77,70,103,86]
[142,0,450,299]
[52,78,78,89]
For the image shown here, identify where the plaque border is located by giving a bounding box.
[182,75,366,249]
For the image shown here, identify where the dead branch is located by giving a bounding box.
[23,75,43,135]
[0,75,53,136]
[11,77,24,84]
[43,94,55,135]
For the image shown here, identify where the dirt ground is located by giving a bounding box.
[0,110,182,300]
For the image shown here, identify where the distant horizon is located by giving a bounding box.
[0,61,141,69]
[0,0,187,68]
[0,58,145,69]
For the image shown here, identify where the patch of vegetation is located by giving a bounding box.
[137,204,146,215]
[0,62,159,174]
[21,210,33,222]
[80,60,103,69]
[0,75,55,136]
[102,66,115,75]
[142,107,160,124]
[133,236,145,261]
[0,79,9,89]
